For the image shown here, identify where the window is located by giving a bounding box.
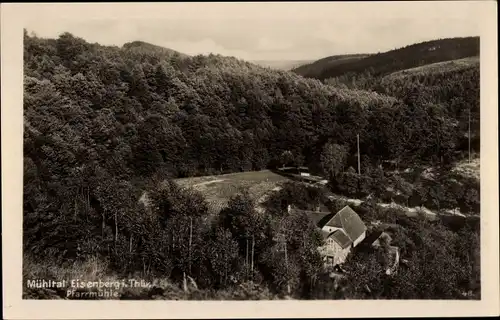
[326,256,334,266]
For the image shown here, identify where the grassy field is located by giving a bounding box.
[174,170,291,212]
[385,56,479,79]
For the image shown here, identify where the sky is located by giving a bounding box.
[22,2,483,61]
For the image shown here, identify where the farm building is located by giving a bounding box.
[279,166,310,176]
[319,206,367,247]
[298,166,311,177]
[288,205,367,267]
[318,229,352,267]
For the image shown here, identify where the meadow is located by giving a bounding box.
[174,170,291,211]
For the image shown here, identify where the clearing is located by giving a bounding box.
[174,170,291,214]
[385,56,479,79]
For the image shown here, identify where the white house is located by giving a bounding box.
[289,205,367,267]
[319,206,367,248]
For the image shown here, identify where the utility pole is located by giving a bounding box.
[246,238,249,280]
[357,133,361,175]
[189,216,193,274]
[251,235,255,280]
[468,108,471,163]
[284,236,287,267]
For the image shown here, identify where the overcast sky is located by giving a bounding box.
[23,2,483,61]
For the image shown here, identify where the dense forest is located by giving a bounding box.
[23,31,480,300]
[325,57,480,151]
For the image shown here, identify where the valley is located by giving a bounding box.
[22,31,481,300]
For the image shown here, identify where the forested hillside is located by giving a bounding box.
[122,40,190,59]
[24,32,476,182]
[292,54,370,79]
[23,31,480,300]
[294,37,479,81]
[325,55,480,154]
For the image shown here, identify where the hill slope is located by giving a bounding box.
[250,60,314,70]
[122,40,189,58]
[295,37,479,81]
[23,31,481,301]
[292,54,371,78]
[384,56,479,80]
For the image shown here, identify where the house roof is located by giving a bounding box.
[319,229,331,240]
[320,229,352,249]
[330,229,353,249]
[323,206,367,242]
[301,210,334,228]
[363,230,383,246]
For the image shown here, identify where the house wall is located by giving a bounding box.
[353,231,366,247]
[318,239,351,267]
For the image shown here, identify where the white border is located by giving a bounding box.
[2,2,499,319]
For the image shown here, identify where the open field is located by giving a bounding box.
[174,170,292,212]
[385,56,479,79]
[174,169,289,186]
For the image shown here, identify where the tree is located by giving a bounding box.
[206,228,241,287]
[428,183,445,211]
[464,188,480,214]
[320,143,348,177]
[259,245,301,294]
[280,150,294,168]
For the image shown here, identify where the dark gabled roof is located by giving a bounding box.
[363,230,383,246]
[321,229,352,249]
[324,206,367,242]
[319,229,331,240]
[330,229,353,249]
[301,210,334,228]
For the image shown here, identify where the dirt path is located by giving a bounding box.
[327,193,440,220]
[192,179,225,188]
[326,192,476,223]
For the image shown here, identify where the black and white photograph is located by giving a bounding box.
[2,1,499,318]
